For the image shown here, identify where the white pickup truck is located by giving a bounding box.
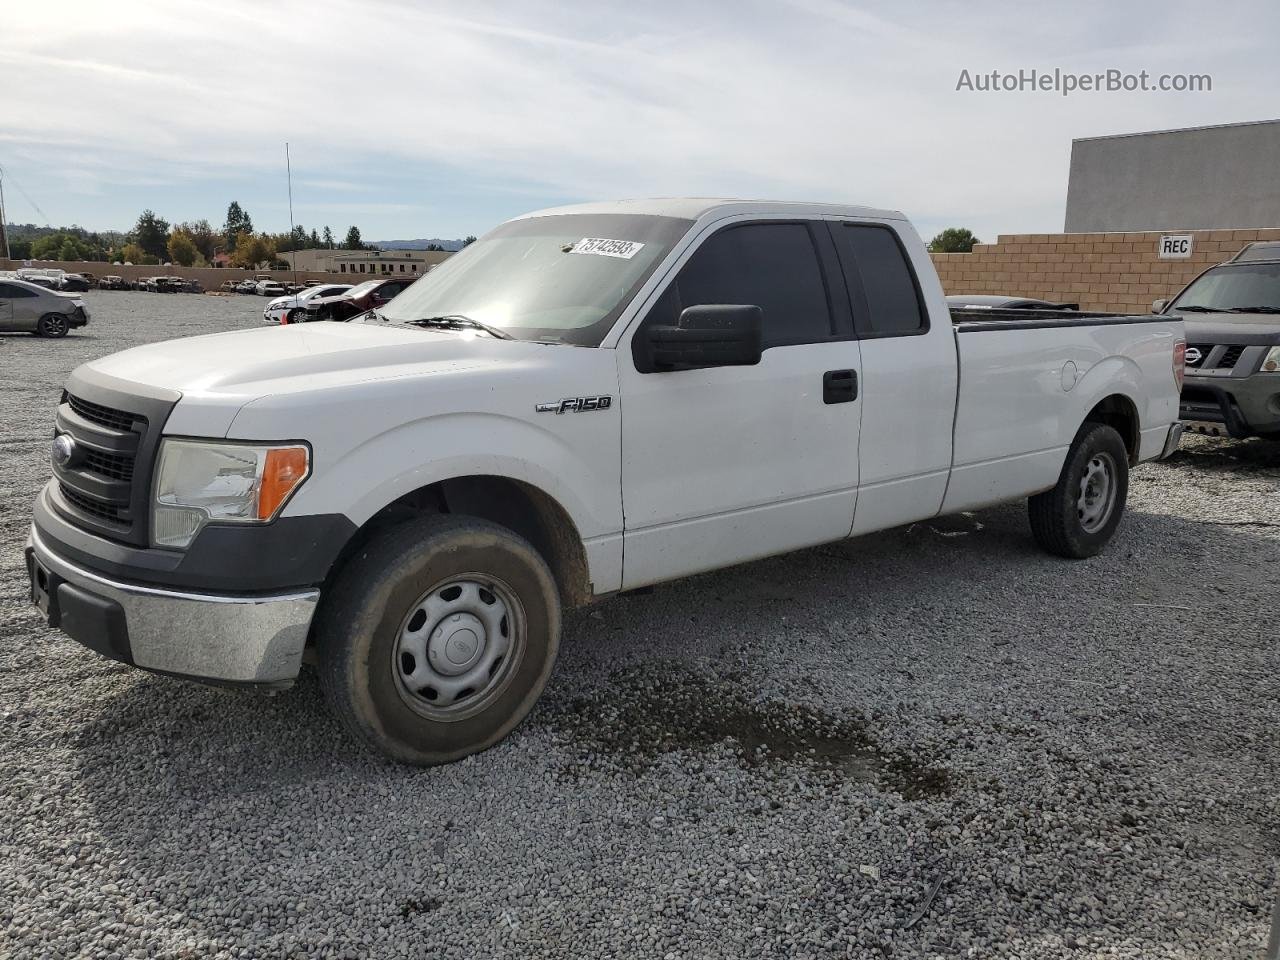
[27,199,1186,764]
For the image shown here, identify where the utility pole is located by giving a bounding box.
[0,165,11,261]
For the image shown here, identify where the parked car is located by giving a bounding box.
[19,274,58,290]
[24,199,1186,765]
[256,280,286,297]
[219,280,239,293]
[945,294,1079,310]
[300,277,415,323]
[100,276,127,290]
[0,277,90,337]
[235,279,258,294]
[57,274,91,292]
[77,273,100,289]
[262,283,353,324]
[1155,248,1280,439]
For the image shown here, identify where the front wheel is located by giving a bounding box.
[36,313,70,338]
[316,515,561,765]
[1028,422,1129,558]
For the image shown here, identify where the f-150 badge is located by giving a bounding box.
[536,396,613,414]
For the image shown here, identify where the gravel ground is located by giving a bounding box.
[1,292,1277,958]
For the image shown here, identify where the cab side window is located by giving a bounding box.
[839,224,927,337]
[644,222,835,349]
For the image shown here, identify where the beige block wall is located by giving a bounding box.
[0,260,354,289]
[930,228,1280,314]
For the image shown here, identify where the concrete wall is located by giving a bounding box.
[0,260,353,289]
[931,227,1280,314]
[1065,120,1280,232]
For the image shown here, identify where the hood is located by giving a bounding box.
[266,294,295,308]
[1172,310,1280,345]
[82,320,547,399]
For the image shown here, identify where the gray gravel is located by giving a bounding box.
[1,292,1277,958]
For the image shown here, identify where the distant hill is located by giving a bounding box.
[372,238,468,251]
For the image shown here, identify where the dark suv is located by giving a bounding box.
[298,277,416,323]
[1156,242,1280,439]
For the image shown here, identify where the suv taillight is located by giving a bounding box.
[1173,340,1187,391]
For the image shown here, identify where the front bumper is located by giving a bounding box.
[1180,374,1280,438]
[26,526,317,686]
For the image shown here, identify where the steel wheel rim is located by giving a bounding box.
[1077,451,1117,533]
[391,574,526,722]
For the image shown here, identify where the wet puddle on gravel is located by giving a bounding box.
[543,667,950,799]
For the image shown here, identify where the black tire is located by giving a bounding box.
[1028,422,1129,559]
[36,313,70,338]
[316,515,561,765]
[283,308,299,325]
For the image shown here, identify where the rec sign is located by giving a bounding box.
[1158,235,1193,259]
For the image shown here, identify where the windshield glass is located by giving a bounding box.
[1171,262,1280,312]
[341,280,380,299]
[376,213,692,345]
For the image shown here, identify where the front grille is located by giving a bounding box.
[59,483,128,526]
[81,449,135,481]
[1185,344,1211,368]
[1216,345,1245,369]
[66,393,142,432]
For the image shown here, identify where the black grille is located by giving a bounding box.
[66,393,142,432]
[1216,345,1245,369]
[59,483,128,526]
[81,449,135,481]
[1185,344,1211,368]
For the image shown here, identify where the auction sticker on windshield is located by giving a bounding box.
[569,238,645,259]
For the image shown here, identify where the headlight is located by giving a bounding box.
[152,439,310,548]
[1262,346,1280,373]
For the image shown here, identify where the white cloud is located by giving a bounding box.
[4,0,1278,239]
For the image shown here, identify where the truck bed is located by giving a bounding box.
[950,307,1168,331]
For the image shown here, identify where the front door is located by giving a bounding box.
[618,218,862,589]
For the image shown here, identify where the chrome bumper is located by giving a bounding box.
[27,527,317,684]
[1159,421,1185,460]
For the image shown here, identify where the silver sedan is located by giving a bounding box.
[0,278,91,337]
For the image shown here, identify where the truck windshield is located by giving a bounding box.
[376,213,692,345]
[1171,262,1280,313]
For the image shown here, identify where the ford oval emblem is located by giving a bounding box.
[52,434,78,468]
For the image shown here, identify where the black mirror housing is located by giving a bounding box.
[643,304,764,372]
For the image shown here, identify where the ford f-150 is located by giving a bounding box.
[26,199,1186,764]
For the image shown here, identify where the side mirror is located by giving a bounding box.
[1151,298,1168,314]
[644,304,763,372]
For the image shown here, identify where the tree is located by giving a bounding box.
[133,209,170,259]
[8,238,32,259]
[322,226,334,248]
[462,236,477,247]
[230,231,274,268]
[175,219,218,261]
[167,231,199,266]
[120,242,155,265]
[223,202,253,250]
[343,225,363,250]
[309,228,320,248]
[928,227,980,253]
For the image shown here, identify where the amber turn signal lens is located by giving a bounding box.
[258,446,309,520]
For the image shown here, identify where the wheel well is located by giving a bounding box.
[1085,394,1139,464]
[328,476,592,609]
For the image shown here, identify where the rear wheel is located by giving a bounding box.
[1028,422,1129,558]
[36,313,70,338]
[316,515,561,765]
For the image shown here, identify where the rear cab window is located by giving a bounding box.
[835,223,928,337]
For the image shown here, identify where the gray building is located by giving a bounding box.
[1064,119,1280,232]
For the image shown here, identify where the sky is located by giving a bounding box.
[3,0,1278,244]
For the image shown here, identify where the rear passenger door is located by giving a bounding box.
[618,218,863,588]
[829,220,958,535]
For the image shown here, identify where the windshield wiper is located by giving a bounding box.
[1173,305,1218,312]
[403,314,513,340]
[1226,306,1280,314]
